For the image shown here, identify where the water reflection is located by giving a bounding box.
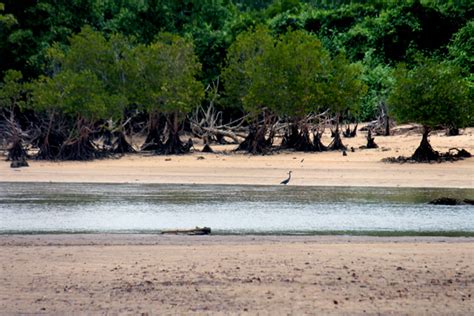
[0,182,473,234]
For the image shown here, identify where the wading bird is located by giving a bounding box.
[280,171,292,185]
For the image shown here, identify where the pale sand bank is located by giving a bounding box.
[1,126,473,188]
[0,235,473,314]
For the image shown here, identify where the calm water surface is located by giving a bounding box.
[0,182,473,235]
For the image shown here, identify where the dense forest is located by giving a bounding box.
[0,0,473,164]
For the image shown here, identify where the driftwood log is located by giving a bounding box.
[161,227,211,235]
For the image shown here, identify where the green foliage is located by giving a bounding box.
[57,27,132,91]
[247,30,331,118]
[1,0,473,134]
[101,0,237,85]
[48,26,109,74]
[222,25,274,114]
[268,11,304,34]
[301,3,379,58]
[31,70,110,121]
[0,2,16,29]
[299,1,470,65]
[265,0,303,18]
[0,69,26,111]
[129,33,204,117]
[1,0,108,78]
[39,27,204,121]
[45,26,131,120]
[388,59,473,130]
[323,54,367,119]
[360,54,394,121]
[223,27,365,121]
[448,21,474,74]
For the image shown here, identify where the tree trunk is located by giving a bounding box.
[343,123,358,138]
[5,109,29,164]
[446,126,459,136]
[142,112,164,151]
[281,119,324,152]
[157,112,191,155]
[36,113,64,160]
[313,131,327,152]
[201,143,214,153]
[366,129,378,149]
[36,131,64,160]
[236,113,273,155]
[328,121,346,151]
[293,125,315,151]
[281,123,299,149]
[57,117,102,160]
[7,138,27,162]
[112,130,135,154]
[411,127,439,162]
[384,115,390,136]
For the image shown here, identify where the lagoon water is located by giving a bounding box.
[0,182,473,235]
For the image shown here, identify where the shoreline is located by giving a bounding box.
[2,234,474,245]
[1,150,473,188]
[2,230,474,238]
[1,126,473,188]
[2,179,474,189]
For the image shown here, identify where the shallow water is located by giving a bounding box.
[0,182,473,235]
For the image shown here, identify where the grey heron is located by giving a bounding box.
[280,171,292,185]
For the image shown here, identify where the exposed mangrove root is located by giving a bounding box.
[411,131,439,162]
[201,143,214,153]
[112,131,135,154]
[366,130,378,149]
[382,147,471,164]
[283,126,315,152]
[281,124,299,149]
[446,127,460,136]
[6,138,28,161]
[448,148,471,158]
[155,133,193,155]
[281,124,328,152]
[312,132,328,152]
[293,128,315,151]
[343,123,358,138]
[7,138,29,168]
[36,131,64,160]
[236,125,273,154]
[57,137,106,161]
[141,127,164,151]
[328,128,346,151]
[10,158,28,168]
[101,128,113,149]
[141,113,166,151]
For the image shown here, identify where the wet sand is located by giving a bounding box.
[0,235,473,314]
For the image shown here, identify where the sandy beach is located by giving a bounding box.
[1,126,473,314]
[1,126,473,188]
[0,235,473,315]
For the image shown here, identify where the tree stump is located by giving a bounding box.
[366,130,378,149]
